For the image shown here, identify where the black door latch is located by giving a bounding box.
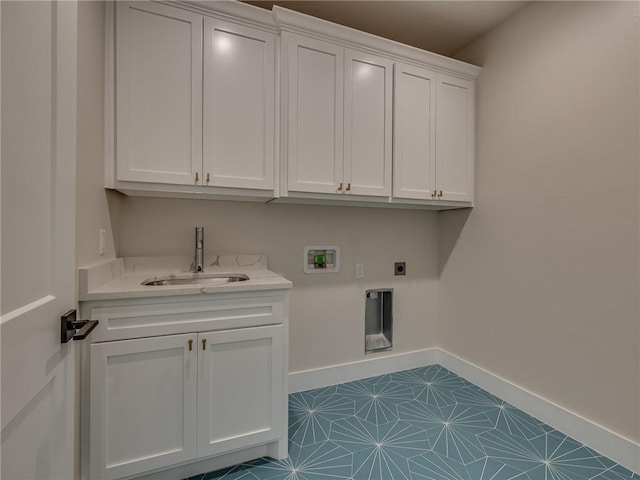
[61,310,98,344]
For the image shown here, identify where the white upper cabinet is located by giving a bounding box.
[111,1,278,198]
[435,74,475,202]
[393,64,475,203]
[393,62,436,200]
[344,50,393,197]
[116,1,202,185]
[284,33,392,198]
[285,34,344,195]
[203,18,276,190]
[274,6,479,208]
[109,3,479,207]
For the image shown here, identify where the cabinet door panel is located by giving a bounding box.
[286,34,343,194]
[436,74,474,202]
[198,325,284,457]
[344,50,392,197]
[90,334,197,480]
[203,19,275,190]
[116,2,202,185]
[393,63,436,200]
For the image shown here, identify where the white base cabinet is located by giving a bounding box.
[82,292,289,480]
[198,326,283,458]
[90,335,198,480]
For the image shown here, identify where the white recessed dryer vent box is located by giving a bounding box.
[304,246,340,274]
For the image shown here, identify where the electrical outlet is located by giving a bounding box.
[355,263,364,279]
[99,229,107,255]
[394,262,406,276]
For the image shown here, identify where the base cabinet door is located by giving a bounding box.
[197,325,284,458]
[90,334,197,480]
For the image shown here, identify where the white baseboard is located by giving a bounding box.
[288,347,640,475]
[288,348,439,393]
[436,350,640,475]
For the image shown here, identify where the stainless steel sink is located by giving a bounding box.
[141,273,249,286]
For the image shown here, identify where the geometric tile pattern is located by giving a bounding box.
[187,365,639,480]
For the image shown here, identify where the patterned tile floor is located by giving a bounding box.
[188,365,639,480]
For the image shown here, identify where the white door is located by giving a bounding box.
[344,50,392,197]
[197,326,284,458]
[1,1,78,478]
[435,73,475,202]
[116,1,203,185]
[286,34,344,194]
[203,18,276,190]
[90,335,197,480]
[393,62,437,200]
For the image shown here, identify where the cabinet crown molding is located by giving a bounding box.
[172,0,278,32]
[272,5,481,80]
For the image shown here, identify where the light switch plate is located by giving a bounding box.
[99,229,107,255]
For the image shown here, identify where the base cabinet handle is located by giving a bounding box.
[202,338,207,351]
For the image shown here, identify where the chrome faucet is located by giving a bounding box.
[194,227,204,273]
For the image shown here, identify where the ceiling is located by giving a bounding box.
[243,1,528,57]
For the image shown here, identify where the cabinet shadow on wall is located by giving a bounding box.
[438,207,472,276]
[106,189,125,257]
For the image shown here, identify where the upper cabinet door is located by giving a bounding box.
[203,19,276,190]
[393,63,436,200]
[436,74,475,202]
[116,2,202,185]
[286,34,344,194]
[344,50,392,197]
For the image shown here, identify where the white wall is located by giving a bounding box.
[76,0,119,270]
[117,197,440,372]
[440,1,639,442]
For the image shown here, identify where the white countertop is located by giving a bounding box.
[78,255,292,301]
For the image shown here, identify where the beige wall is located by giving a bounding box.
[76,0,120,270]
[440,1,639,442]
[118,197,440,372]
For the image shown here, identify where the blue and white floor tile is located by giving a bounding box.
[188,365,639,480]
